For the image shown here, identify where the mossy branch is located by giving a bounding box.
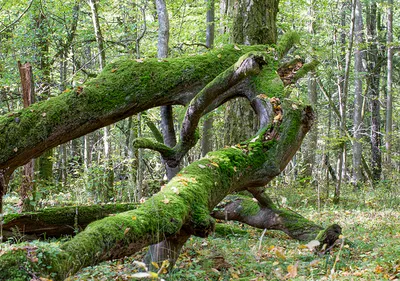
[133,138,175,158]
[294,60,320,80]
[276,31,300,59]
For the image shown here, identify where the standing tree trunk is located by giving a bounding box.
[201,0,216,157]
[34,4,54,188]
[232,0,279,45]
[88,0,114,199]
[385,0,393,171]
[352,0,364,187]
[18,62,36,212]
[335,0,356,204]
[366,2,382,182]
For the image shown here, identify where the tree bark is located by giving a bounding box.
[18,62,36,212]
[366,2,382,182]
[352,0,364,187]
[335,0,356,204]
[212,196,324,241]
[233,0,280,45]
[2,203,138,240]
[386,0,393,169]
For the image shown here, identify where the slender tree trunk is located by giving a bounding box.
[352,0,364,187]
[155,0,169,58]
[366,2,382,182]
[385,0,393,170]
[136,114,143,201]
[201,0,216,157]
[87,0,105,69]
[335,0,356,204]
[88,0,114,197]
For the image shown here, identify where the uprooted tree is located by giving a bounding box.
[0,32,341,280]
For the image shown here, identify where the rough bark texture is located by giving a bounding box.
[18,62,36,211]
[366,2,382,182]
[2,204,138,240]
[233,0,280,45]
[0,45,266,174]
[212,196,324,241]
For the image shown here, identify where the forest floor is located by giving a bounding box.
[2,184,399,280]
[71,184,400,281]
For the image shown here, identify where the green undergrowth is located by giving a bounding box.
[64,185,400,281]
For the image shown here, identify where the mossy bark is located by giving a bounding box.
[0,45,267,174]
[2,203,138,240]
[212,196,323,241]
[0,100,313,280]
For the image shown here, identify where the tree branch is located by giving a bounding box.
[133,138,174,158]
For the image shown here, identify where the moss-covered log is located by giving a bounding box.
[1,203,138,240]
[212,196,324,241]
[0,45,267,174]
[0,97,313,280]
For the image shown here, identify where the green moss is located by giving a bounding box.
[0,249,39,281]
[214,223,250,237]
[0,44,268,168]
[294,60,320,80]
[3,203,138,227]
[276,31,300,59]
[238,198,261,216]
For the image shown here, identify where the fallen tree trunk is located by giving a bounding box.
[0,99,314,280]
[212,195,323,241]
[1,203,138,240]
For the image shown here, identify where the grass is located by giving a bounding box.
[67,183,400,281]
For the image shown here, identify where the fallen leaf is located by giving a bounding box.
[162,198,170,204]
[151,262,160,269]
[124,228,130,235]
[132,216,137,220]
[198,164,206,169]
[234,45,241,50]
[42,112,47,117]
[287,262,298,278]
[305,240,320,251]
[14,147,18,152]
[275,249,286,260]
[135,58,144,63]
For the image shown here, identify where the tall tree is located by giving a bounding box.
[88,0,114,198]
[335,0,356,204]
[386,0,393,169]
[352,0,364,186]
[201,0,216,157]
[366,1,382,182]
